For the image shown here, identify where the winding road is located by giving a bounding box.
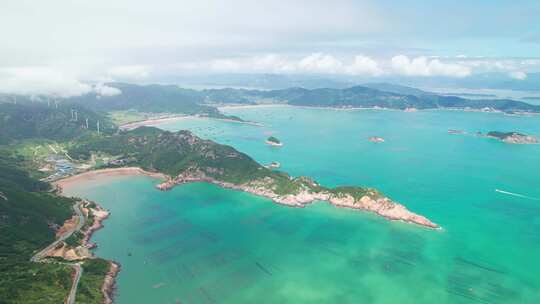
[30,201,86,304]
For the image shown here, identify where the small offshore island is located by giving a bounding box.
[265,136,283,147]
[483,131,539,144]
[69,127,438,229]
[368,136,385,143]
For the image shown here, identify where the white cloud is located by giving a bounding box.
[297,53,343,74]
[391,55,471,77]
[205,53,383,76]
[249,55,296,73]
[0,67,92,97]
[509,71,527,80]
[107,65,151,80]
[169,53,484,78]
[346,55,383,76]
[93,83,122,96]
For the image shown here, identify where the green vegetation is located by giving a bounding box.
[64,230,85,248]
[0,156,76,303]
[69,127,270,182]
[67,83,244,122]
[329,186,379,200]
[0,262,74,304]
[267,136,281,144]
[76,258,110,304]
[69,127,378,200]
[0,139,75,180]
[198,85,540,113]
[108,110,151,125]
[0,154,50,191]
[486,131,524,139]
[0,103,115,145]
[0,97,390,302]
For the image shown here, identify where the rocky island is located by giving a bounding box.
[265,136,283,146]
[485,131,538,144]
[448,129,465,135]
[265,161,281,169]
[368,136,385,143]
[69,127,438,229]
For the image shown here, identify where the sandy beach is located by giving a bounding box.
[120,114,262,130]
[217,104,290,110]
[54,167,169,191]
[119,115,189,131]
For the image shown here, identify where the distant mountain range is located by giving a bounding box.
[196,83,540,113]
[166,72,540,92]
[1,82,539,117]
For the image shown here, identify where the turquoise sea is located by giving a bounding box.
[64,106,540,304]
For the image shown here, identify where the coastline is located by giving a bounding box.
[218,103,540,116]
[53,167,167,304]
[117,105,538,135]
[119,114,262,131]
[59,166,438,230]
[119,115,189,130]
[53,164,438,302]
[217,104,290,110]
[155,171,439,229]
[102,262,121,304]
[54,167,168,190]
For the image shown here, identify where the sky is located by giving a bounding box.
[1,0,540,96]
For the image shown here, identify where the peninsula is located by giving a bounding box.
[69,127,438,229]
[0,102,440,304]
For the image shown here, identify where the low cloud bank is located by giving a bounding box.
[0,67,122,98]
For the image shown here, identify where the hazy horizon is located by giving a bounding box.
[2,0,540,97]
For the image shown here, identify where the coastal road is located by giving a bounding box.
[66,264,83,304]
[30,201,85,262]
[30,201,86,303]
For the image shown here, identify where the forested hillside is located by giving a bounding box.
[0,103,115,144]
[0,156,76,303]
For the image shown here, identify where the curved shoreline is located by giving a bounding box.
[218,103,540,116]
[54,167,168,190]
[54,165,438,302]
[53,167,164,304]
[119,114,262,131]
[155,172,439,229]
[59,166,438,229]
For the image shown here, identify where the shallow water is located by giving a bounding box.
[64,107,540,303]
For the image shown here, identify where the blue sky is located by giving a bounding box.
[0,0,539,96]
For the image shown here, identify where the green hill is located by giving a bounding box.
[0,157,76,303]
[69,127,380,197]
[198,85,540,113]
[0,103,115,145]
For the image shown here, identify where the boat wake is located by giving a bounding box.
[495,189,540,201]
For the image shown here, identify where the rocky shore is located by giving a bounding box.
[156,170,439,229]
[52,176,123,303]
[102,262,120,304]
[265,140,283,147]
[81,203,110,249]
[486,131,539,144]
[368,136,385,143]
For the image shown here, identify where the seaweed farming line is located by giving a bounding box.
[495,189,540,201]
